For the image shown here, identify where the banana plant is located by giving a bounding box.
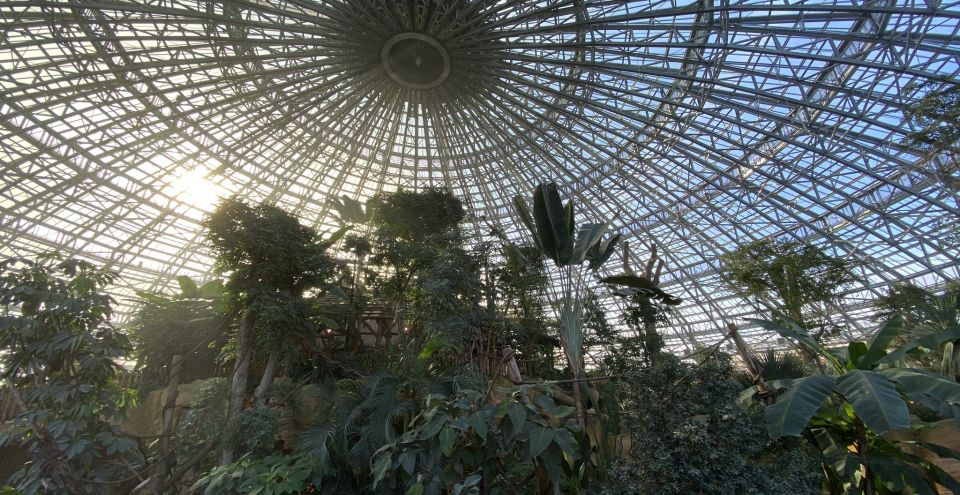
[513,182,620,431]
[739,315,960,494]
[600,274,682,305]
[329,195,371,226]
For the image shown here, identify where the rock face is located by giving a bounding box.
[121,379,218,438]
[120,378,330,440]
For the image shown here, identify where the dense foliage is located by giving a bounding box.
[372,388,582,495]
[130,276,228,388]
[722,239,857,340]
[599,353,822,495]
[742,317,960,493]
[0,256,140,494]
[7,187,957,495]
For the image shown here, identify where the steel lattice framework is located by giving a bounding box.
[1,0,958,352]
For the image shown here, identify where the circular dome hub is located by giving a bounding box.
[381,33,450,89]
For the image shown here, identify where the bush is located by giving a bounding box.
[598,354,822,495]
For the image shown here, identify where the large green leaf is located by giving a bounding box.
[532,183,570,264]
[439,427,456,457]
[600,274,682,305]
[528,425,555,458]
[572,223,608,265]
[882,323,960,364]
[836,370,909,434]
[559,199,574,264]
[880,439,960,494]
[917,440,960,463]
[867,456,937,495]
[587,232,621,271]
[512,195,542,253]
[860,316,903,368]
[766,374,836,438]
[880,368,960,405]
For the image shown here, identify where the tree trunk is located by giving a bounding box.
[253,349,280,406]
[222,312,253,465]
[149,354,182,494]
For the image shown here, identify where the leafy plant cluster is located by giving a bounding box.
[743,316,960,494]
[0,256,142,494]
[371,388,581,495]
[598,353,822,495]
[11,184,959,495]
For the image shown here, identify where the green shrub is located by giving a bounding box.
[191,453,314,495]
[599,354,822,495]
[371,388,581,495]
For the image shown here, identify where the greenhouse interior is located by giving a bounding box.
[1,0,959,493]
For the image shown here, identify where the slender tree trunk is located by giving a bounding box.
[222,312,253,465]
[253,349,280,406]
[149,355,182,494]
[644,321,659,367]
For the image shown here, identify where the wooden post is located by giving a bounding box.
[503,346,524,384]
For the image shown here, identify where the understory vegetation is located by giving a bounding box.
[1,184,958,495]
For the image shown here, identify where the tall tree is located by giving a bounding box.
[722,239,857,340]
[366,188,479,355]
[204,197,337,464]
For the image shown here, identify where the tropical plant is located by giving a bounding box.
[874,282,960,380]
[513,182,620,430]
[130,275,228,388]
[734,349,811,389]
[297,368,478,492]
[371,387,581,495]
[722,239,857,342]
[204,197,342,464]
[365,188,492,364]
[191,453,315,495]
[0,255,141,494]
[741,316,960,493]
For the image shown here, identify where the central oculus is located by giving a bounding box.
[381,32,451,89]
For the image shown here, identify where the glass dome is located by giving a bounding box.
[1,0,958,352]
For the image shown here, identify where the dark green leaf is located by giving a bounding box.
[766,374,836,438]
[883,323,960,364]
[836,370,909,433]
[880,368,960,405]
[528,426,555,458]
[860,316,903,368]
[587,232,621,271]
[508,402,526,436]
[439,427,456,457]
[512,195,542,253]
[572,223,608,265]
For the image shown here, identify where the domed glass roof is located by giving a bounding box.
[1,0,958,352]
